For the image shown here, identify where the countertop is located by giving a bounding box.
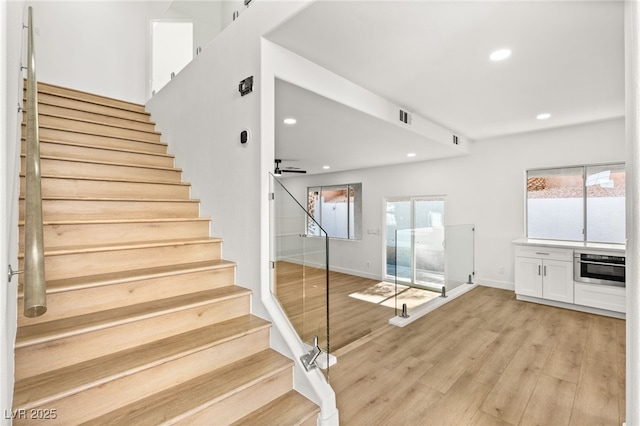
[513,238,625,253]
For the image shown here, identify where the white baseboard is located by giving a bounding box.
[328,265,381,281]
[517,294,625,319]
[477,278,515,291]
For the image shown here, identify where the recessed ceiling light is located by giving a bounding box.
[536,113,551,120]
[490,49,511,62]
[407,153,416,158]
[283,118,297,125]
[323,165,330,170]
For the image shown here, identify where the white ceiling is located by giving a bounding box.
[267,0,624,175]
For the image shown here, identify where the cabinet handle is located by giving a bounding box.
[543,266,547,276]
[538,265,541,276]
[536,252,550,255]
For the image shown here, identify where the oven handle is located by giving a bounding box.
[575,260,625,267]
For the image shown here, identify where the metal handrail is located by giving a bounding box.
[23,6,46,317]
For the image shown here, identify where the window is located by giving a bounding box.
[526,163,625,243]
[307,184,362,239]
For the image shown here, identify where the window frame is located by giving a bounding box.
[307,183,362,240]
[525,162,625,244]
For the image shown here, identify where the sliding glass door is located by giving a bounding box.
[385,197,445,290]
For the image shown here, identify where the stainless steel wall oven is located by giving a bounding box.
[574,251,625,287]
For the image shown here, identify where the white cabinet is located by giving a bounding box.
[514,257,542,297]
[514,246,574,303]
[575,283,626,313]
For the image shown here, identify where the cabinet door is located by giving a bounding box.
[542,260,574,303]
[515,257,543,298]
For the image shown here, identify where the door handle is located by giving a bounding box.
[543,266,547,276]
[538,265,541,276]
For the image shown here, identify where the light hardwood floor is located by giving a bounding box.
[331,285,626,426]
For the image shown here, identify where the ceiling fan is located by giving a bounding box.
[274,159,307,176]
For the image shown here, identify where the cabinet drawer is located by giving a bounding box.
[514,245,573,261]
[575,282,626,313]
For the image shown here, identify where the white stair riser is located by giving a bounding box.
[15,295,251,380]
[29,140,174,167]
[18,241,221,281]
[20,176,190,200]
[20,220,209,251]
[18,266,234,326]
[22,157,182,183]
[20,199,201,221]
[16,328,271,425]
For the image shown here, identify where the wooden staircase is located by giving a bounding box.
[14,82,319,425]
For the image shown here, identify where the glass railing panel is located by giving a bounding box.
[271,175,329,379]
[394,225,475,316]
[444,224,475,292]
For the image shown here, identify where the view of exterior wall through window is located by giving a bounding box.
[526,163,625,243]
[307,184,362,240]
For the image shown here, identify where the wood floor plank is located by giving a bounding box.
[464,326,530,387]
[303,284,625,426]
[420,374,492,426]
[479,337,552,425]
[543,310,589,383]
[520,373,577,426]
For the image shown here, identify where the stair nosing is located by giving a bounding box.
[32,82,149,115]
[20,196,200,202]
[19,218,211,226]
[27,137,172,157]
[25,96,156,126]
[89,350,293,426]
[23,154,182,173]
[17,237,222,259]
[20,174,191,187]
[17,259,234,297]
[13,315,271,411]
[22,124,168,148]
[15,287,252,348]
[28,111,162,136]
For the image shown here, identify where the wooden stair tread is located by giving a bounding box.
[13,314,271,409]
[19,217,210,226]
[30,111,162,136]
[20,174,191,187]
[26,137,171,156]
[17,238,221,259]
[84,349,293,426]
[22,154,182,172]
[26,96,156,126]
[35,81,148,114]
[19,259,233,296]
[23,123,167,147]
[20,195,200,202]
[230,390,320,426]
[16,286,251,347]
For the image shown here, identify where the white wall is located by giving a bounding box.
[145,2,341,422]
[1,0,26,420]
[280,118,626,289]
[27,1,170,104]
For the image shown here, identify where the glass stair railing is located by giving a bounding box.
[270,174,331,380]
